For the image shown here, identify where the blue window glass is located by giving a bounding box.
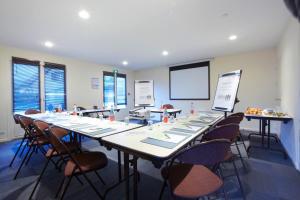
[117,77,126,105]
[44,64,66,111]
[103,72,127,107]
[103,75,115,107]
[13,59,40,112]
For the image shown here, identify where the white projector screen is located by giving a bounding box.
[169,62,210,100]
[134,80,155,107]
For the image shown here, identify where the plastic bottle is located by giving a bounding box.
[190,102,195,115]
[73,104,78,115]
[109,105,115,121]
[163,109,168,123]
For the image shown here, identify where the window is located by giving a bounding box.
[12,57,41,112]
[103,71,127,107]
[44,63,66,111]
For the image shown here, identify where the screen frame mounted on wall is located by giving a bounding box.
[169,61,210,100]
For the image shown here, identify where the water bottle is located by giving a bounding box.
[163,109,168,123]
[73,104,78,115]
[190,102,195,115]
[109,105,115,121]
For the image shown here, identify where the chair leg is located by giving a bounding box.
[25,146,36,165]
[60,175,73,200]
[82,173,104,200]
[14,145,32,179]
[55,177,66,198]
[94,171,106,185]
[159,180,167,200]
[239,134,248,158]
[9,137,26,167]
[232,159,246,200]
[19,140,28,157]
[235,142,247,170]
[29,157,51,199]
[74,175,84,185]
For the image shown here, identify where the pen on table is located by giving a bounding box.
[164,133,170,139]
[185,124,192,129]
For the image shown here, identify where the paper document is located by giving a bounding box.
[149,132,187,143]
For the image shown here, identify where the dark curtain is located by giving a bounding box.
[284,0,300,22]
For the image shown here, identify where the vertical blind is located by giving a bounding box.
[44,63,66,111]
[103,72,127,107]
[12,57,40,112]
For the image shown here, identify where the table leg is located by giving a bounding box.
[124,153,130,200]
[267,120,271,149]
[133,156,138,200]
[118,150,122,182]
[261,119,265,147]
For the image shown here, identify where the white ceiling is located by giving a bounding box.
[0,0,290,69]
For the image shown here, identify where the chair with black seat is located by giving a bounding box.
[25,109,41,115]
[215,116,247,169]
[13,116,52,179]
[159,139,231,200]
[9,114,28,167]
[162,104,174,109]
[228,112,248,155]
[48,126,107,200]
[29,120,82,199]
[201,124,246,199]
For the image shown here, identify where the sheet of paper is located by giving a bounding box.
[149,132,187,143]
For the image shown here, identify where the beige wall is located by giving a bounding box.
[0,45,135,141]
[278,17,300,170]
[134,48,280,131]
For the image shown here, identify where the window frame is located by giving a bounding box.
[12,57,41,113]
[103,71,127,107]
[44,62,67,110]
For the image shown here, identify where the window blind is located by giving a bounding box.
[44,63,66,111]
[12,57,40,112]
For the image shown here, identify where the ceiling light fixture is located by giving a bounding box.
[229,35,237,41]
[78,10,90,19]
[44,41,54,48]
[162,50,169,56]
[122,61,128,66]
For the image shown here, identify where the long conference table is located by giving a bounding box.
[19,111,223,200]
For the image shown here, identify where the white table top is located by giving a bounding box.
[102,113,223,159]
[244,113,293,120]
[19,112,142,139]
[150,108,182,113]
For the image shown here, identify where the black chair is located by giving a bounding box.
[159,139,231,200]
[201,124,246,199]
[29,120,82,199]
[215,116,247,169]
[48,126,107,200]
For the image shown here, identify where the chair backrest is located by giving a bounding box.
[93,105,98,109]
[13,114,21,124]
[25,109,40,115]
[18,116,34,133]
[33,120,49,137]
[162,104,174,109]
[228,112,244,122]
[175,139,231,166]
[77,106,86,111]
[47,126,71,154]
[215,116,241,126]
[202,124,240,143]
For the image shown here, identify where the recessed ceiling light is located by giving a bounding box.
[162,50,169,56]
[78,10,90,19]
[44,41,54,48]
[229,35,237,41]
[122,61,128,66]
